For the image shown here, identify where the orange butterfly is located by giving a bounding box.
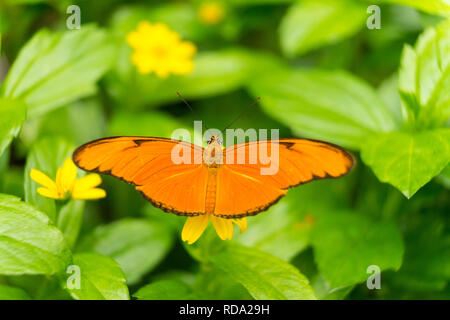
[73,135,354,244]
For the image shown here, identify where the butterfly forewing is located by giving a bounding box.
[73,136,207,215]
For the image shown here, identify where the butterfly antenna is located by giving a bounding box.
[223,97,261,131]
[176,91,209,130]
[176,91,196,113]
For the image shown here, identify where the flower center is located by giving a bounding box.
[152,46,168,58]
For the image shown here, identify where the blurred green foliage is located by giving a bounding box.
[0,0,449,300]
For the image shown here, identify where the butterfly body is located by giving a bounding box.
[73,135,354,219]
[205,166,219,214]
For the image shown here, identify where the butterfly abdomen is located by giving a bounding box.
[205,168,218,214]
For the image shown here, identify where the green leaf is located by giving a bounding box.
[109,110,190,139]
[194,267,253,299]
[0,149,9,191]
[64,252,129,300]
[134,280,199,300]
[311,211,404,288]
[108,49,252,109]
[77,218,174,285]
[108,3,240,49]
[437,164,450,188]
[248,69,399,149]
[0,284,31,300]
[310,274,354,300]
[24,137,75,220]
[230,0,295,5]
[377,0,450,17]
[110,3,197,41]
[0,167,24,199]
[109,109,203,145]
[378,73,403,125]
[208,243,316,300]
[1,25,115,117]
[57,200,85,248]
[238,202,311,261]
[392,218,450,292]
[279,0,366,57]
[398,21,450,129]
[0,193,71,275]
[4,0,49,4]
[0,98,26,157]
[361,129,450,198]
[37,99,107,146]
[5,274,71,299]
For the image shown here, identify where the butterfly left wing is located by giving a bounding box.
[213,138,354,218]
[73,136,208,216]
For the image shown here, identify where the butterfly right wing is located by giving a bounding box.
[73,136,208,216]
[213,138,354,218]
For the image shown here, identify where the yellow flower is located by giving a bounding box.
[30,158,106,200]
[198,1,225,25]
[126,21,197,78]
[182,214,247,244]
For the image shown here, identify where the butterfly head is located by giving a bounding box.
[204,135,223,167]
[207,135,222,145]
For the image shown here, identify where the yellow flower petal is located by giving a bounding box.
[71,188,106,200]
[176,42,197,56]
[126,21,197,78]
[30,169,58,193]
[210,215,233,240]
[72,173,102,192]
[171,59,194,75]
[55,167,63,192]
[233,218,247,233]
[182,215,210,245]
[37,187,60,199]
[60,158,77,193]
[126,31,140,48]
[198,2,225,25]
[155,67,170,79]
[137,21,151,31]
